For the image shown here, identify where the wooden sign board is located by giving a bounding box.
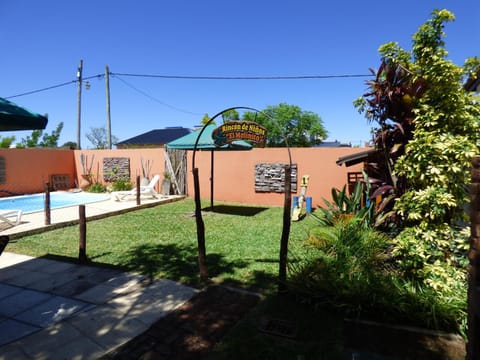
[212,121,267,148]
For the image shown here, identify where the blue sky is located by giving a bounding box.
[1,1,478,148]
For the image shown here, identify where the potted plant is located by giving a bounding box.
[140,158,152,186]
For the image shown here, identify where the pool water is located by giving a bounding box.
[0,192,110,214]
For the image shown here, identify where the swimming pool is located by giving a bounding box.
[0,192,110,214]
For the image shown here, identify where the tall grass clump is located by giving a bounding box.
[289,188,467,336]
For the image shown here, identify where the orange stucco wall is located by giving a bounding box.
[187,147,366,207]
[0,149,75,195]
[0,147,366,207]
[73,148,166,193]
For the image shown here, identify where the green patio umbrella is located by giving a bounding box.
[0,97,48,131]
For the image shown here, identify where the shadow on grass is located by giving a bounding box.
[202,205,269,217]
[112,242,252,287]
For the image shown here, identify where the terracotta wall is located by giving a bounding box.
[0,147,366,207]
[187,147,365,207]
[73,149,166,193]
[0,149,75,196]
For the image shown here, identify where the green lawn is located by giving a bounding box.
[7,198,314,291]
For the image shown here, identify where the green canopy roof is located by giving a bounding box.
[166,124,252,150]
[0,97,48,131]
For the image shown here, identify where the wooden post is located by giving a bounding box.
[278,164,292,293]
[79,205,87,263]
[468,156,480,359]
[44,182,51,225]
[136,175,141,205]
[193,167,208,281]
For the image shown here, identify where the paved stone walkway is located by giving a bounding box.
[0,252,197,359]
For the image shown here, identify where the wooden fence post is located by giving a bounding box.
[136,175,141,205]
[79,205,87,263]
[468,156,480,359]
[278,164,292,293]
[44,182,51,225]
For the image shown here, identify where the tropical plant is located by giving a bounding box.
[313,181,373,227]
[288,217,467,334]
[355,9,480,281]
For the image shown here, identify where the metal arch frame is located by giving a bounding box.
[191,106,293,293]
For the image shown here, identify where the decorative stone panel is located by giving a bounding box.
[255,163,297,193]
[103,157,130,182]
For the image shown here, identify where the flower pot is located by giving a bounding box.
[79,174,91,191]
[140,177,150,186]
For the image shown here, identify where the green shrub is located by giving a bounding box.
[87,183,106,193]
[288,217,467,335]
[111,179,132,191]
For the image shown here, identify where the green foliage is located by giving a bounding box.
[288,218,467,334]
[18,122,64,148]
[242,103,327,147]
[221,109,239,122]
[0,135,15,148]
[201,113,213,125]
[111,179,132,191]
[355,9,480,288]
[313,181,374,227]
[87,183,107,193]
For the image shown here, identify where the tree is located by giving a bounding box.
[221,109,239,122]
[356,9,480,283]
[201,113,214,126]
[0,136,15,148]
[86,127,119,149]
[243,103,327,147]
[61,141,77,149]
[18,122,64,148]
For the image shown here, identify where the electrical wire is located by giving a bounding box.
[4,71,372,99]
[4,74,104,99]
[110,72,371,80]
[112,74,204,116]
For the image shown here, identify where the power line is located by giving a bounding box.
[110,72,372,80]
[112,74,203,116]
[5,74,104,99]
[4,71,372,99]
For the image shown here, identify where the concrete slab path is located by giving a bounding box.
[0,252,197,359]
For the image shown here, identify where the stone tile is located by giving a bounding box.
[0,283,22,300]
[5,269,52,288]
[26,271,77,292]
[0,318,41,346]
[15,295,95,328]
[66,304,148,350]
[32,260,76,275]
[0,288,51,317]
[0,343,30,360]
[0,253,33,269]
[49,278,100,298]
[13,257,59,272]
[0,267,30,282]
[17,321,85,359]
[45,336,105,360]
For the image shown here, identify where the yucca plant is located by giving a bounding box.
[313,173,375,227]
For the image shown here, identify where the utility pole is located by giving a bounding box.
[105,65,112,149]
[76,60,83,150]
